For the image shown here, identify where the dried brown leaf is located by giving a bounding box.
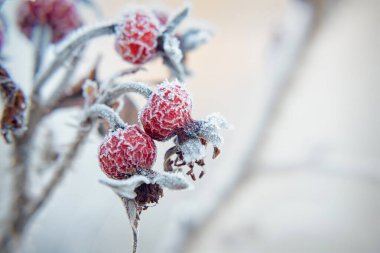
[0,65,27,143]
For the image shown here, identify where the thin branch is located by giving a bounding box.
[44,46,84,109]
[34,22,117,93]
[32,26,51,77]
[98,82,153,104]
[26,127,91,218]
[87,104,125,129]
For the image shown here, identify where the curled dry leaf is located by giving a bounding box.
[0,65,27,143]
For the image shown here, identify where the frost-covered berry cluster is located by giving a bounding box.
[0,3,226,253]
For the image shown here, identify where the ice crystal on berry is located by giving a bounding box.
[140,80,192,141]
[115,11,160,65]
[98,125,157,179]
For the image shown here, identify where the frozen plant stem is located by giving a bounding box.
[98,82,153,104]
[27,128,91,218]
[34,23,117,93]
[87,104,125,129]
[32,26,51,77]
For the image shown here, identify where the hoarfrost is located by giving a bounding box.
[178,138,206,163]
[99,170,192,199]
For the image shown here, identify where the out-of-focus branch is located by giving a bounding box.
[26,126,91,218]
[44,46,84,109]
[34,23,117,93]
[32,26,50,77]
[157,1,327,253]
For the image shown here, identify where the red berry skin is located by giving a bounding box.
[140,80,193,141]
[17,0,81,43]
[99,125,157,179]
[115,11,160,65]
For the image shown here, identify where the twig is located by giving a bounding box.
[87,104,125,129]
[157,1,325,252]
[34,22,117,93]
[98,82,153,104]
[44,46,84,109]
[32,26,51,77]
[26,126,91,218]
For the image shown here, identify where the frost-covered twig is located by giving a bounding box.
[87,104,125,130]
[32,26,51,77]
[26,127,91,218]
[34,22,117,92]
[98,82,153,104]
[45,46,84,109]
[157,1,324,252]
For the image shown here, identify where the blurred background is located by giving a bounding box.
[1,0,380,252]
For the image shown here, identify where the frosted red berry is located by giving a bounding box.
[115,11,160,65]
[140,80,193,141]
[17,0,81,43]
[98,125,157,179]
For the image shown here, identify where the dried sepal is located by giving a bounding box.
[82,79,99,106]
[0,65,27,143]
[100,175,151,199]
[164,146,178,172]
[163,113,230,180]
[163,6,190,35]
[197,113,230,154]
[100,169,192,199]
[179,28,213,53]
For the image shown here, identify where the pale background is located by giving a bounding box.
[1,0,380,252]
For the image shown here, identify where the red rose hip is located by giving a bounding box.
[115,11,160,65]
[17,0,81,43]
[139,80,193,141]
[98,125,157,179]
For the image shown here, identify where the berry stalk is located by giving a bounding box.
[87,104,125,130]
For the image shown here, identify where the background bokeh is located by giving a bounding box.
[1,0,380,252]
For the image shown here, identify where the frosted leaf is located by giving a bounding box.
[99,171,192,199]
[99,175,151,199]
[198,113,230,148]
[163,6,190,35]
[178,138,206,163]
[163,35,183,64]
[180,28,213,52]
[153,172,192,190]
